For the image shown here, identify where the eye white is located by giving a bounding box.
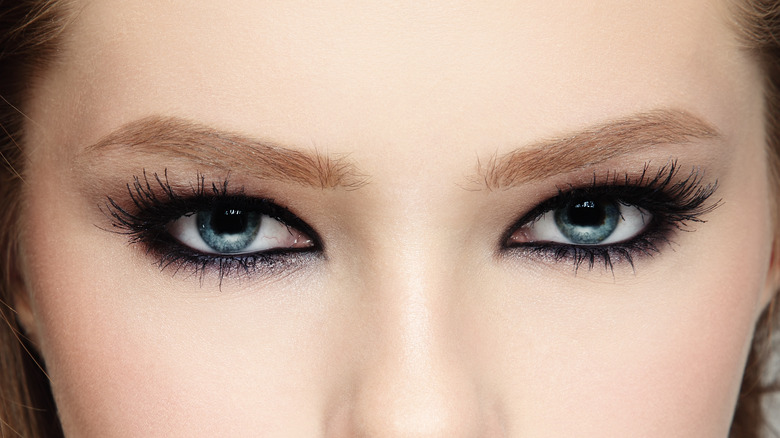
[167,213,302,255]
[523,203,651,245]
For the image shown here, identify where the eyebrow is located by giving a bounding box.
[475,109,721,190]
[78,116,367,189]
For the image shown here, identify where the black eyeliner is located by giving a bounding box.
[102,169,323,283]
[500,160,721,272]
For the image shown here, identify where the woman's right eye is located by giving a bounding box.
[166,201,314,255]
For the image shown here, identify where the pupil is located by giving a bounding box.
[211,208,247,235]
[567,200,606,227]
[554,197,620,245]
[196,204,262,253]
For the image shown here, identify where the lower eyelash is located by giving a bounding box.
[149,243,321,286]
[506,225,672,274]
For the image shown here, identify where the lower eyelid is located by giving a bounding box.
[154,245,323,282]
[501,225,673,272]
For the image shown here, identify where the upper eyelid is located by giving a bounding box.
[520,183,663,221]
[165,197,321,245]
[107,160,716,232]
[102,172,324,247]
[500,165,718,244]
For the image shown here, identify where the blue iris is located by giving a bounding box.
[197,205,262,253]
[554,198,620,244]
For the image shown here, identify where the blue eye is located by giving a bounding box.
[554,198,620,244]
[509,197,651,247]
[197,206,262,253]
[167,202,314,255]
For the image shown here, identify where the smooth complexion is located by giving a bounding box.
[13,0,779,436]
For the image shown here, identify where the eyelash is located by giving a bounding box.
[104,161,719,282]
[500,160,720,272]
[103,170,323,283]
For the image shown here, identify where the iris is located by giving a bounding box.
[554,198,620,244]
[197,203,262,253]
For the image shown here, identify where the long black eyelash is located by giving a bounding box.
[102,169,322,284]
[501,160,721,273]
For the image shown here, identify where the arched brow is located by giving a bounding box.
[474,109,721,191]
[76,116,368,189]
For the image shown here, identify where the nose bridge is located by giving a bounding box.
[340,233,489,437]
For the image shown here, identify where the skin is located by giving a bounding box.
[11,0,780,436]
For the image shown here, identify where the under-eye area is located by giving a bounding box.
[101,169,323,282]
[500,160,721,272]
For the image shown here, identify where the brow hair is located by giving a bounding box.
[475,109,721,191]
[79,116,368,190]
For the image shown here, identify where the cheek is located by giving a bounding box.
[472,267,766,437]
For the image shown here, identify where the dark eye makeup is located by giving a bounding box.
[103,161,719,282]
[500,160,720,272]
[103,171,323,283]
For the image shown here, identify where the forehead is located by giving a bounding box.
[47,0,752,161]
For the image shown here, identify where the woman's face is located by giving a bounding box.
[14,0,779,436]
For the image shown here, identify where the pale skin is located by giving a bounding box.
[11,0,780,436]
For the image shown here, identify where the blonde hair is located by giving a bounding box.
[729,1,780,436]
[0,2,68,436]
[0,1,778,437]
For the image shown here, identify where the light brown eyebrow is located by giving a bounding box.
[78,116,367,189]
[475,109,721,191]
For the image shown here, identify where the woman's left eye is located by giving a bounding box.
[166,202,314,255]
[508,196,652,246]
